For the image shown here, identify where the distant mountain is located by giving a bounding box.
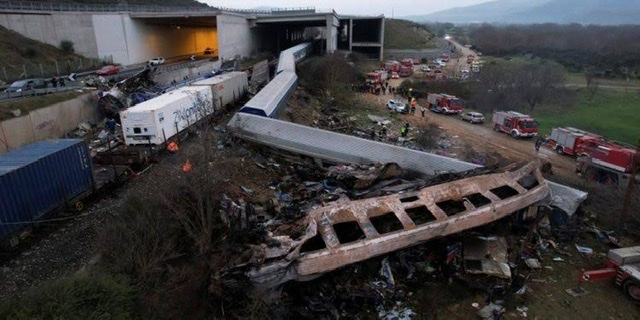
[405,0,640,25]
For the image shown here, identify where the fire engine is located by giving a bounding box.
[575,140,638,186]
[398,65,413,77]
[427,93,463,114]
[579,246,640,304]
[546,127,602,156]
[492,111,538,139]
[366,70,388,85]
[383,60,400,72]
[400,58,414,68]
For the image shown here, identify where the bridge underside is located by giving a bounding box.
[338,17,384,61]
[255,13,384,60]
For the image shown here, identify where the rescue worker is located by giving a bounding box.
[167,141,179,154]
[421,106,426,117]
[535,137,544,152]
[381,124,388,136]
[106,118,116,134]
[410,98,417,115]
[401,122,410,138]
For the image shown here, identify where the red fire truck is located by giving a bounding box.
[492,111,539,139]
[427,93,464,114]
[400,58,414,68]
[579,246,640,304]
[383,60,400,72]
[576,140,638,186]
[546,127,602,156]
[398,65,413,77]
[366,70,388,85]
[581,140,636,173]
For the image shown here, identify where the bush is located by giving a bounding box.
[414,121,442,150]
[22,47,37,58]
[0,273,138,319]
[60,40,75,54]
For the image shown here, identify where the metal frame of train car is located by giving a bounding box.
[239,72,298,118]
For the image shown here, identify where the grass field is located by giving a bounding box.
[535,88,640,145]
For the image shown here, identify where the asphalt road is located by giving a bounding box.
[0,54,216,102]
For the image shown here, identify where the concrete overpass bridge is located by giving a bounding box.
[0,1,384,66]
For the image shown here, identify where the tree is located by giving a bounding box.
[514,62,564,111]
[59,40,74,54]
[298,54,359,100]
[584,67,600,103]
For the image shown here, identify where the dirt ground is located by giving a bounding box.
[282,71,640,318]
[2,63,638,318]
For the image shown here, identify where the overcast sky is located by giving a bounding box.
[198,0,493,17]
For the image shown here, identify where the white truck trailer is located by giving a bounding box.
[189,71,248,110]
[120,86,213,146]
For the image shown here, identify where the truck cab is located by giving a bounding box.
[492,111,539,138]
[428,93,464,114]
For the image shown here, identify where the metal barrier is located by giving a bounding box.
[0,1,220,12]
[0,1,321,16]
[0,85,83,101]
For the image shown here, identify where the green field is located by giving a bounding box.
[535,88,640,145]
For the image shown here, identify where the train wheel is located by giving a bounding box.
[74,201,85,212]
[623,280,640,304]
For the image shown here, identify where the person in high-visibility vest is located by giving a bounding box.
[182,160,192,173]
[167,141,179,153]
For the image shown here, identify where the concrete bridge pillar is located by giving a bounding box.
[325,14,339,53]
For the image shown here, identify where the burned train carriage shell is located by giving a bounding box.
[0,139,94,245]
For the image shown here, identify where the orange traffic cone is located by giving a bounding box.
[182,160,192,173]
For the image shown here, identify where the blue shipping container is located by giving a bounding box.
[0,139,94,242]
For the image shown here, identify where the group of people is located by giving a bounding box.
[50,76,66,88]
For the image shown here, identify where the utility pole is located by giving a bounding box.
[620,139,640,231]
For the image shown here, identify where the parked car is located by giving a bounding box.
[5,78,47,93]
[96,65,120,75]
[204,47,213,55]
[391,71,399,79]
[147,57,166,66]
[460,111,485,124]
[420,65,431,72]
[386,100,408,113]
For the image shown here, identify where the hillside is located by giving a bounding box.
[0,26,90,83]
[405,0,640,25]
[384,19,436,50]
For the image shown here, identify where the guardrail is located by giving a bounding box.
[0,85,83,101]
[0,1,324,16]
[0,1,220,12]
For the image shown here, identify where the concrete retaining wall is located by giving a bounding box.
[0,13,100,58]
[0,93,99,154]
